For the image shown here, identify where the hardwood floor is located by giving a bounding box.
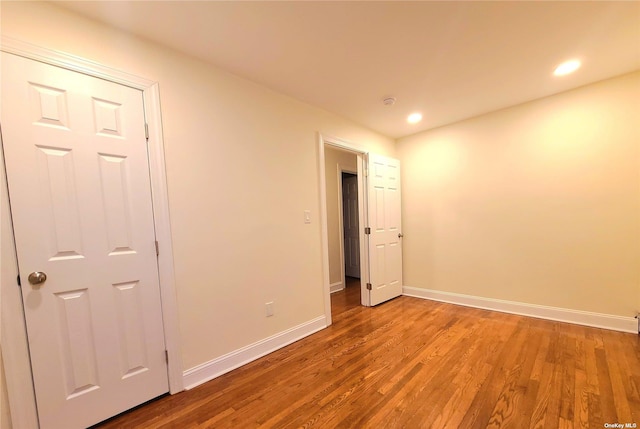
[96,282,640,428]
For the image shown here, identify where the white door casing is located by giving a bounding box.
[1,52,169,428]
[318,135,370,322]
[342,173,360,278]
[367,153,403,306]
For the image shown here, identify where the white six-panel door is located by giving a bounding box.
[1,53,168,429]
[367,154,403,306]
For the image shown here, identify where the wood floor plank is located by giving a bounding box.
[574,354,590,429]
[595,347,620,422]
[602,332,635,423]
[94,285,640,429]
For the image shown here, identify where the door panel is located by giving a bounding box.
[99,153,136,254]
[367,154,403,306]
[55,288,100,399]
[1,53,168,429]
[37,145,84,259]
[113,281,150,378]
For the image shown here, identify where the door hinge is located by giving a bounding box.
[366,283,372,290]
[17,274,21,287]
[145,123,149,140]
[364,227,371,235]
[165,350,169,363]
[155,240,159,256]
[365,168,369,177]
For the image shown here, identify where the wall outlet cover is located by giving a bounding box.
[266,301,274,317]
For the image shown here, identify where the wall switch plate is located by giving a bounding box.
[304,210,311,224]
[266,301,274,317]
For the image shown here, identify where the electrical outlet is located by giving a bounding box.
[266,301,274,317]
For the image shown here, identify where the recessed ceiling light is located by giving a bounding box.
[554,59,581,76]
[407,113,422,124]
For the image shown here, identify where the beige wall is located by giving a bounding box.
[3,2,637,427]
[397,72,640,317]
[324,147,358,287]
[0,2,394,424]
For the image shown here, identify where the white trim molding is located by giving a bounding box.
[318,134,332,327]
[143,83,185,394]
[183,315,327,390]
[403,286,638,334]
[1,36,154,89]
[330,281,344,293]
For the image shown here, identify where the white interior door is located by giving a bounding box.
[342,173,360,278]
[367,153,403,306]
[1,53,168,429]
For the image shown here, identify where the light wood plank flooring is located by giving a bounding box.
[95,281,640,428]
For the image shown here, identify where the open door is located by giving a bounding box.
[367,153,403,306]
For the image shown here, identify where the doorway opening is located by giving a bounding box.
[318,134,370,327]
[332,170,361,317]
[319,134,404,326]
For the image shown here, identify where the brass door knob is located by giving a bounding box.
[28,271,47,285]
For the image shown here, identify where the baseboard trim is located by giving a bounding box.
[183,315,327,390]
[403,286,637,334]
[330,281,344,293]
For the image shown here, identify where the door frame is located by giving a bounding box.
[318,134,370,327]
[337,167,358,289]
[0,36,184,428]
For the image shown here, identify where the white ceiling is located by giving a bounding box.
[56,1,640,139]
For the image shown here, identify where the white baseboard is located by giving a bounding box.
[330,281,344,293]
[403,286,637,334]
[182,315,327,390]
